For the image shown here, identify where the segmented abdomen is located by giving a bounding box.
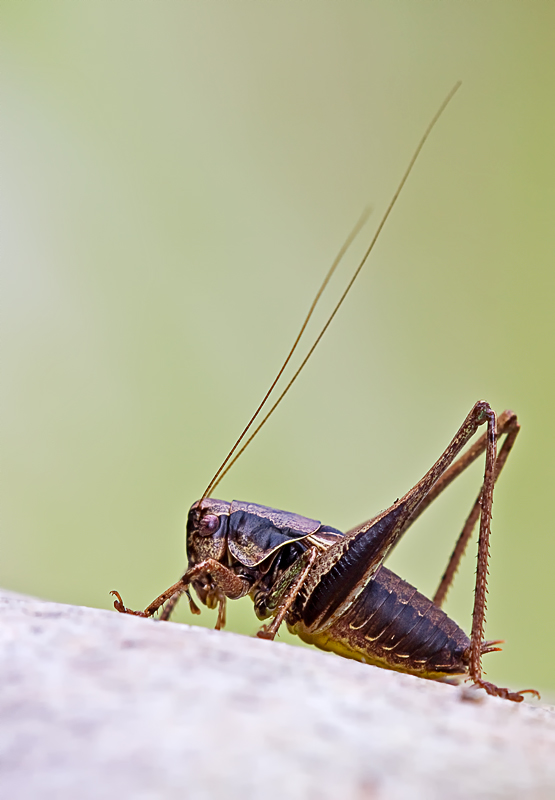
[293,565,470,678]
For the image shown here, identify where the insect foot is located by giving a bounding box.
[110,591,148,617]
[256,625,275,641]
[473,679,541,703]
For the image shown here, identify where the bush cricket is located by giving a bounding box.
[112,83,539,703]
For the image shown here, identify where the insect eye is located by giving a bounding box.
[198,514,220,536]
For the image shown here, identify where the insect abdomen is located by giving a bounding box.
[291,566,470,680]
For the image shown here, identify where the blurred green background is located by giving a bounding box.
[1,2,554,696]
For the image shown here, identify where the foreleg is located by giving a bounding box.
[112,559,249,618]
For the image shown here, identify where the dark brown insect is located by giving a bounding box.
[112,84,539,703]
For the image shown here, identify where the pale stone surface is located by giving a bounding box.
[1,588,554,800]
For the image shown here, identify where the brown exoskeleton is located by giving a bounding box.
[112,84,539,703]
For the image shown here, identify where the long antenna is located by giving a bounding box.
[200,206,372,501]
[202,82,461,500]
